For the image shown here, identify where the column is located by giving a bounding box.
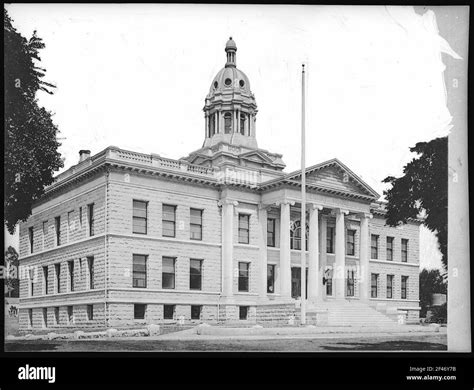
[308,204,323,302]
[334,208,348,300]
[320,216,327,299]
[234,110,238,133]
[359,212,372,301]
[258,205,268,299]
[205,115,209,138]
[279,200,293,299]
[219,199,238,297]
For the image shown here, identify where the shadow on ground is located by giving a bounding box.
[321,340,447,351]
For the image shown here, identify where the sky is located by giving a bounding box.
[5,4,456,270]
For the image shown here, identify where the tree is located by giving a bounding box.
[4,246,19,298]
[419,268,447,319]
[4,9,64,234]
[383,137,447,270]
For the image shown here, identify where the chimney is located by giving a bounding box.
[79,149,91,163]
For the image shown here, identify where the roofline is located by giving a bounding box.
[41,147,387,206]
[263,158,381,200]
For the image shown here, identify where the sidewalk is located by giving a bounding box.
[147,323,445,341]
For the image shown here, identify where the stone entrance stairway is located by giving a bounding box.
[307,299,398,327]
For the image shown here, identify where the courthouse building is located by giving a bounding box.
[18,38,421,330]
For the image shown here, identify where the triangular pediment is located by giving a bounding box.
[239,150,274,164]
[285,159,380,199]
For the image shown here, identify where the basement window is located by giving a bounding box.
[239,306,249,320]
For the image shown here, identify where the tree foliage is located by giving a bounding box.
[4,9,64,234]
[383,137,447,270]
[4,246,19,298]
[419,268,447,318]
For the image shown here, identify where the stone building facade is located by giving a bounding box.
[17,38,421,331]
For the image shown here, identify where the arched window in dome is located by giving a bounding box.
[290,220,309,251]
[224,112,232,134]
[240,114,246,135]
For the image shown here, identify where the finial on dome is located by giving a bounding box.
[225,36,237,51]
[225,36,237,67]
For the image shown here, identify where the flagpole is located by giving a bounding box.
[300,63,306,326]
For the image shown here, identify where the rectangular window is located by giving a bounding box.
[190,259,202,290]
[67,306,74,325]
[43,266,48,295]
[163,304,175,320]
[238,262,249,292]
[326,227,334,253]
[386,237,394,261]
[79,207,83,229]
[55,216,61,246]
[42,221,48,250]
[134,304,146,320]
[346,269,355,297]
[371,273,378,298]
[162,204,176,237]
[239,306,249,320]
[88,204,95,236]
[132,200,148,234]
[87,305,93,321]
[267,264,275,293]
[238,214,250,244]
[67,210,74,242]
[28,309,33,328]
[162,256,176,289]
[87,257,94,290]
[371,234,379,259]
[55,263,61,294]
[401,239,408,262]
[54,307,59,325]
[191,305,202,320]
[190,208,203,240]
[28,227,34,253]
[387,275,394,299]
[267,218,276,247]
[346,230,355,256]
[401,276,408,299]
[68,260,74,292]
[42,308,47,328]
[132,254,147,288]
[29,268,35,297]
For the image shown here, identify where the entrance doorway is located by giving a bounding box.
[291,267,308,299]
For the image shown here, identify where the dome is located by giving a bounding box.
[202,37,258,151]
[208,66,252,96]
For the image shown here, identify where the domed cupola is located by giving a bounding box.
[181,37,286,174]
[203,37,258,149]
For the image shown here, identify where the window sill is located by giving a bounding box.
[369,259,418,267]
[235,292,258,296]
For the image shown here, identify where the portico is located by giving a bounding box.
[261,203,372,303]
[257,160,380,306]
